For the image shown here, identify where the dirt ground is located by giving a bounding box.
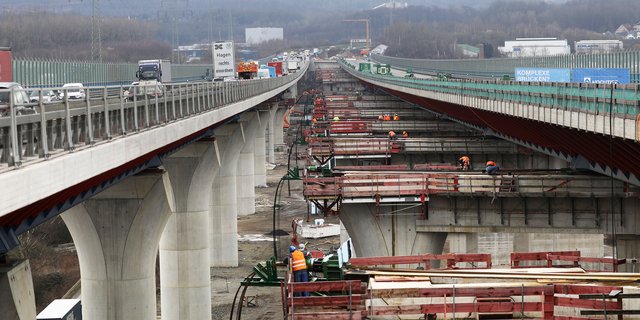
[210,153,341,320]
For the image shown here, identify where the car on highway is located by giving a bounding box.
[0,82,35,116]
[59,83,86,100]
[29,89,58,103]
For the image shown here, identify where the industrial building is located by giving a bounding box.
[245,27,284,45]
[575,39,623,54]
[498,38,570,57]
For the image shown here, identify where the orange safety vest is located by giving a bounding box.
[291,250,307,271]
[383,115,391,121]
[393,115,400,121]
[486,160,496,167]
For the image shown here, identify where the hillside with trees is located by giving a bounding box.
[0,0,636,61]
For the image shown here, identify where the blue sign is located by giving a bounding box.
[572,68,630,84]
[515,68,571,82]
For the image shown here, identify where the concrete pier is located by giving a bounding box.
[339,203,447,258]
[62,170,173,320]
[161,141,218,320]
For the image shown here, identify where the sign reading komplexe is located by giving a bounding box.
[515,68,570,82]
[213,41,235,78]
[572,68,630,84]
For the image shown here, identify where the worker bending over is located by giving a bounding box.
[388,130,397,140]
[402,131,409,138]
[458,155,470,170]
[485,160,499,175]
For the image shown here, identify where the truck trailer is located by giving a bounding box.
[0,47,12,82]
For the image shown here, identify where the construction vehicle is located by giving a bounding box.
[237,61,258,79]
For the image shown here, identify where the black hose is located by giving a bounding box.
[229,271,255,320]
[273,177,285,259]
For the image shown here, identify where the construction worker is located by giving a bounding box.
[383,114,391,121]
[485,160,499,175]
[388,130,397,140]
[378,115,384,121]
[402,131,409,138]
[289,245,309,296]
[458,155,470,170]
[311,117,317,123]
[393,113,400,121]
[333,116,340,122]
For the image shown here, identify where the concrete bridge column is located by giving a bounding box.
[267,105,279,164]
[339,203,447,259]
[237,115,261,216]
[61,170,173,320]
[161,140,218,320]
[211,117,255,266]
[254,111,269,187]
[273,107,288,147]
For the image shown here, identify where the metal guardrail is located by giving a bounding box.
[372,51,640,83]
[340,59,640,117]
[0,63,308,168]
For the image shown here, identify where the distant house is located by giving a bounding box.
[615,24,633,38]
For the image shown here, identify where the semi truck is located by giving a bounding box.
[286,60,299,73]
[134,59,170,97]
[237,61,258,79]
[267,61,283,76]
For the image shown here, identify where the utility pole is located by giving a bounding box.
[90,0,102,62]
[343,19,371,50]
[160,0,190,64]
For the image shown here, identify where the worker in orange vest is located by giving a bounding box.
[388,130,397,140]
[289,245,309,296]
[485,160,499,175]
[393,113,400,121]
[458,155,470,170]
[402,131,409,138]
[383,114,391,121]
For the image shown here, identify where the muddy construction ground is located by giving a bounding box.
[209,153,341,320]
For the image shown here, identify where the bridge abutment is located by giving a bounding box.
[161,140,218,320]
[339,203,447,260]
[0,259,36,320]
[62,170,172,320]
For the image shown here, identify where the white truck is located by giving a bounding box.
[286,60,299,73]
[135,59,171,98]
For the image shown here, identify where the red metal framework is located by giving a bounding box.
[349,253,493,269]
[511,251,627,272]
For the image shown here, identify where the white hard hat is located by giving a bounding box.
[298,243,305,250]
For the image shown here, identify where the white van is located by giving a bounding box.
[59,83,85,100]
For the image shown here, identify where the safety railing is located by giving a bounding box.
[340,59,640,118]
[372,51,640,82]
[303,173,636,200]
[0,62,307,168]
